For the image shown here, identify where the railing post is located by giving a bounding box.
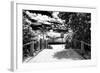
[46,39,48,49]
[30,41,34,56]
[81,41,84,55]
[38,39,40,51]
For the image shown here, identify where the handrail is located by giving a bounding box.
[23,40,37,46]
[23,38,91,47]
[73,39,91,46]
[81,41,91,46]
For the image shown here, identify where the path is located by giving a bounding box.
[26,45,84,63]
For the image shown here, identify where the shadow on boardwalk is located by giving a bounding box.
[53,49,84,60]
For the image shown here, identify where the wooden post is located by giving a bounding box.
[45,39,48,49]
[30,41,34,56]
[38,39,40,51]
[41,39,44,50]
[81,41,84,55]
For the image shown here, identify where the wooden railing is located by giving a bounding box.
[72,39,91,59]
[23,39,48,61]
[23,36,91,60]
[23,40,39,61]
[23,41,36,46]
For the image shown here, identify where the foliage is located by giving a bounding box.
[58,12,91,44]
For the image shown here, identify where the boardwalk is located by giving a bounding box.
[26,45,84,63]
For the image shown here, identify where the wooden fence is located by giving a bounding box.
[23,39,48,61]
[72,39,91,59]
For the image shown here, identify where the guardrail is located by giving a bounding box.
[72,39,91,59]
[23,37,91,60]
[23,39,48,61]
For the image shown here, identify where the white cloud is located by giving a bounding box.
[25,11,65,24]
[52,12,59,18]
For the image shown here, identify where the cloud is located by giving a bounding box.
[25,11,64,24]
[52,12,59,18]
